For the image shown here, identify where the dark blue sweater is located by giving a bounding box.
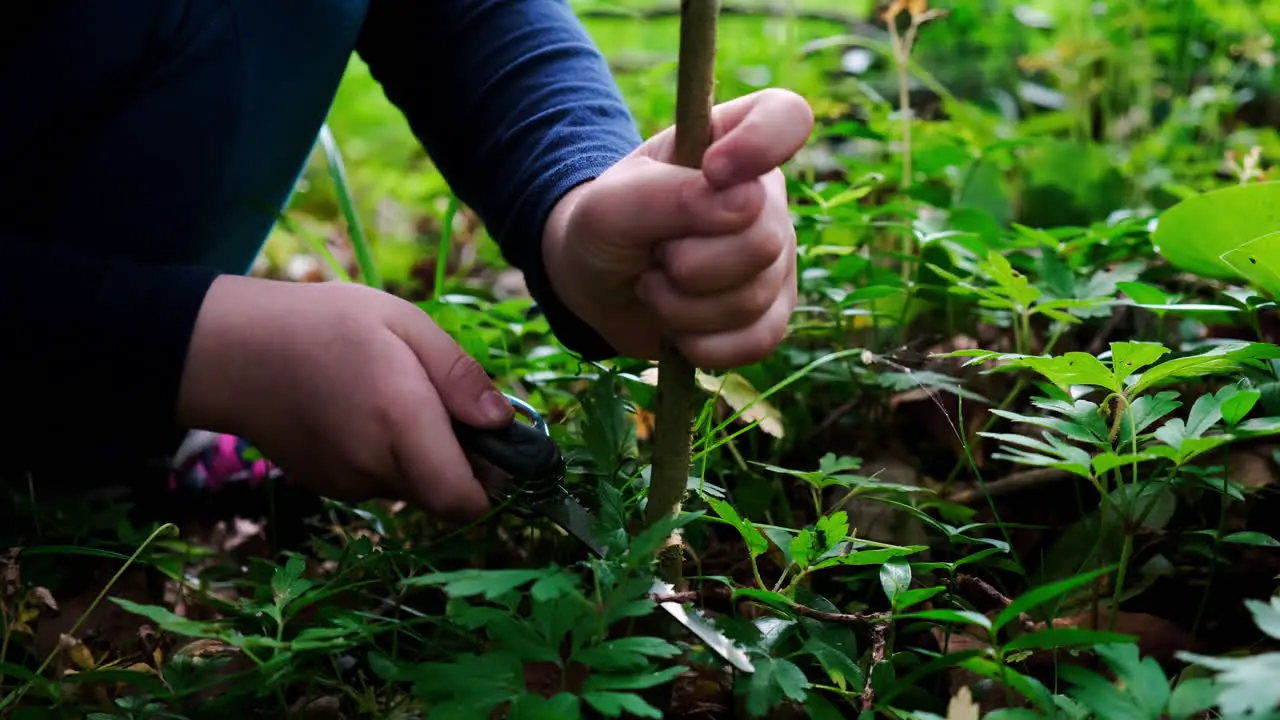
[1,0,641,479]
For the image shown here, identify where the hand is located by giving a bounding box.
[542,88,814,369]
[175,275,514,520]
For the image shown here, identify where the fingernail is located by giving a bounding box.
[718,183,754,214]
[479,390,512,424]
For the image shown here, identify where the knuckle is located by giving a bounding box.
[446,351,490,388]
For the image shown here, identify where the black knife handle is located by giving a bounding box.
[451,418,565,502]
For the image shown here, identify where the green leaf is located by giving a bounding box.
[993,566,1115,634]
[1186,392,1226,438]
[1221,229,1280,298]
[893,609,992,630]
[1130,342,1280,396]
[1177,650,1280,717]
[707,498,769,559]
[403,569,547,601]
[1117,391,1182,445]
[1059,664,1149,720]
[509,692,582,720]
[1245,596,1280,640]
[272,554,313,610]
[801,636,864,691]
[1110,342,1170,385]
[583,665,687,693]
[582,692,664,719]
[1222,389,1262,426]
[1152,181,1280,280]
[574,637,683,672]
[743,656,810,717]
[1094,643,1172,718]
[816,511,850,554]
[1001,628,1137,653]
[1167,677,1220,718]
[1223,531,1280,548]
[1116,281,1169,306]
[803,692,850,720]
[1020,353,1120,393]
[894,586,947,610]
[880,559,911,607]
[1092,452,1160,476]
[791,530,816,570]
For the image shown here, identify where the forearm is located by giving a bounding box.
[1,232,220,477]
[355,0,643,358]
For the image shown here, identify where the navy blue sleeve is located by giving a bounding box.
[1,231,221,477]
[354,0,644,360]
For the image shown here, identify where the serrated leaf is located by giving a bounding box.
[1167,677,1220,718]
[582,692,664,719]
[1020,353,1120,393]
[1094,643,1172,717]
[744,656,810,717]
[1129,342,1280,396]
[402,569,546,601]
[574,637,682,672]
[1178,650,1280,717]
[791,530,816,570]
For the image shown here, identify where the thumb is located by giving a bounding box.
[573,156,766,249]
[389,312,514,429]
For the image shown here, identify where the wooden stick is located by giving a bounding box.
[644,0,721,587]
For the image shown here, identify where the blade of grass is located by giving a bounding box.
[318,123,382,290]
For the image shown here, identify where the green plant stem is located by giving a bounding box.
[1108,531,1134,630]
[434,193,460,300]
[319,124,382,290]
[646,0,721,589]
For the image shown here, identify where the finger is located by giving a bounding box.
[658,172,791,295]
[389,312,513,429]
[389,377,492,521]
[701,89,815,189]
[638,252,787,334]
[576,158,766,245]
[674,259,797,370]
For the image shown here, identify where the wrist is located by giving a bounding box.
[175,274,284,434]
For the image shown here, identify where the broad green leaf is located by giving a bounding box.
[880,559,912,607]
[1110,342,1170,385]
[1221,230,1280,298]
[893,609,992,630]
[1224,531,1280,549]
[1167,677,1220,718]
[1152,181,1280,279]
[993,566,1114,634]
[816,511,851,553]
[1222,389,1262,425]
[509,692,582,720]
[1001,628,1136,653]
[1019,353,1120,393]
[1245,595,1280,639]
[1092,452,1160,476]
[810,546,927,571]
[894,586,947,610]
[1116,281,1169,305]
[1186,392,1226,439]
